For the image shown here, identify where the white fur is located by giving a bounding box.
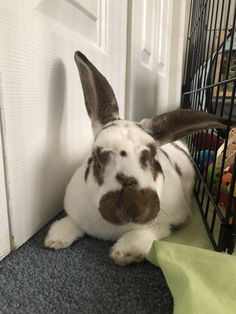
[44,216,84,249]
[45,120,195,265]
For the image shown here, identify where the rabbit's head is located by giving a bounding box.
[75,51,227,226]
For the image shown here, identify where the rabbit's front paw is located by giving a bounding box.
[110,231,148,266]
[110,246,144,266]
[44,216,84,250]
[109,225,171,265]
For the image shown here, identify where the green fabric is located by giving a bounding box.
[147,242,236,314]
[146,200,236,314]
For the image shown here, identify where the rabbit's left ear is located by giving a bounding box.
[74,51,119,135]
[139,109,227,146]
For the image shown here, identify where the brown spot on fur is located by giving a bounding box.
[88,156,93,165]
[174,163,182,176]
[99,188,160,225]
[159,148,183,177]
[139,149,150,169]
[170,224,179,232]
[95,147,110,165]
[84,156,93,181]
[93,163,103,185]
[170,222,187,232]
[93,147,111,185]
[148,143,156,158]
[147,143,163,180]
[152,160,163,180]
[159,148,171,163]
[116,173,138,187]
[171,143,194,168]
[84,167,90,181]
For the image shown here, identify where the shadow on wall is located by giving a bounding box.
[35,60,75,226]
[132,74,157,121]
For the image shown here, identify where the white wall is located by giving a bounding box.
[0,0,127,250]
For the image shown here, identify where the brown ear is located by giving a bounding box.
[74,51,119,135]
[139,109,227,145]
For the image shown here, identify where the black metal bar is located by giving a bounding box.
[213,1,233,119]
[225,129,236,221]
[194,3,212,178]
[210,0,226,89]
[194,189,218,250]
[194,162,224,220]
[218,223,236,252]
[182,0,236,253]
[183,76,236,94]
[215,80,236,203]
[203,0,221,114]
[210,1,235,233]
[199,0,225,209]
[189,0,209,37]
[222,82,236,219]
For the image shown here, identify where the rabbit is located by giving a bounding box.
[44,51,227,266]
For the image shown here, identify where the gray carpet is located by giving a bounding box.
[0,217,173,314]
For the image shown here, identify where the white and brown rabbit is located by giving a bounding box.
[44,51,227,266]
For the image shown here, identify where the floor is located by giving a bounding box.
[0,217,173,314]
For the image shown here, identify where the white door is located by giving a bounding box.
[0,0,127,251]
[127,0,190,121]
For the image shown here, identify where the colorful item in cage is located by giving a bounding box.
[219,191,236,216]
[221,172,236,195]
[195,150,215,171]
[219,166,236,213]
[193,131,224,150]
[205,163,221,198]
[216,128,236,170]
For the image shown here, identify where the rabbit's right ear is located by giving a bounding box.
[74,51,119,136]
[139,109,228,146]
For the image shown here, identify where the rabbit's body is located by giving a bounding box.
[44,52,227,265]
[64,137,194,242]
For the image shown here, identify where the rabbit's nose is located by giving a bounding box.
[116,173,138,187]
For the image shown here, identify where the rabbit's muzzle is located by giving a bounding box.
[98,173,160,225]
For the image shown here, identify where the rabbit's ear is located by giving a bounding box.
[74,51,119,135]
[139,109,227,146]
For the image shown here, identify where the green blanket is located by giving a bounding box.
[146,200,236,314]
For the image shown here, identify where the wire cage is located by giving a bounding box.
[182,0,236,253]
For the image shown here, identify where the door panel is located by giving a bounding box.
[35,0,102,48]
[128,0,159,121]
[0,0,127,249]
[127,0,190,120]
